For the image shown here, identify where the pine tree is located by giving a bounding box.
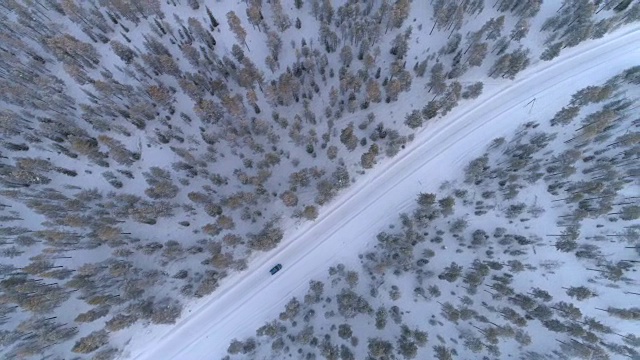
[266,30,282,61]
[483,16,505,41]
[340,45,353,67]
[566,286,598,301]
[366,79,382,103]
[490,48,530,79]
[110,40,137,64]
[72,330,109,353]
[271,0,292,31]
[433,345,454,360]
[47,34,100,68]
[368,338,394,358]
[390,0,411,30]
[340,123,359,151]
[462,82,483,99]
[540,42,564,61]
[511,18,531,41]
[404,110,423,129]
[439,81,462,115]
[246,2,263,32]
[551,106,580,126]
[226,11,249,51]
[427,62,447,94]
[466,42,488,67]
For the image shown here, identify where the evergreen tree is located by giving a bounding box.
[226,11,249,50]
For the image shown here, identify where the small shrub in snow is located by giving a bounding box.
[340,123,358,151]
[551,106,581,126]
[312,179,333,205]
[162,240,185,260]
[75,306,110,323]
[227,337,257,355]
[92,347,120,360]
[471,229,489,247]
[384,130,408,157]
[438,196,455,216]
[256,321,285,338]
[271,337,285,352]
[339,344,355,360]
[389,285,401,301]
[296,325,314,344]
[396,335,418,359]
[215,215,235,230]
[72,330,109,354]
[422,100,440,120]
[367,338,394,358]
[105,313,138,332]
[194,270,221,297]
[202,223,222,236]
[433,345,455,360]
[505,203,527,219]
[279,190,298,207]
[204,203,223,217]
[404,109,423,129]
[606,307,640,321]
[507,260,526,273]
[302,205,319,220]
[565,286,598,301]
[248,220,283,251]
[529,304,553,320]
[336,289,372,319]
[345,271,359,288]
[319,337,339,358]
[559,340,609,360]
[464,154,490,184]
[279,298,301,321]
[438,262,463,283]
[143,168,179,200]
[360,144,379,169]
[615,205,640,220]
[449,218,468,233]
[150,297,182,324]
[337,324,352,340]
[428,285,441,298]
[389,305,402,324]
[440,302,460,324]
[417,192,437,207]
[326,145,338,160]
[304,280,324,305]
[555,239,578,253]
[530,288,553,302]
[222,234,242,247]
[375,307,387,330]
[493,227,507,238]
[461,82,484,99]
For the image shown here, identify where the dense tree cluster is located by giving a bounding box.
[223,67,639,360]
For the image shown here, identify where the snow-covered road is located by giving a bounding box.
[129,25,640,360]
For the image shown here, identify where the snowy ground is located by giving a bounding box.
[126,24,640,360]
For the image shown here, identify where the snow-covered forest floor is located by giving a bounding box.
[220,69,640,360]
[137,29,640,360]
[0,0,638,359]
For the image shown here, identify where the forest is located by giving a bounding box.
[223,68,640,360]
[0,0,638,359]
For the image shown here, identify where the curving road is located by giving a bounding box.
[129,25,640,360]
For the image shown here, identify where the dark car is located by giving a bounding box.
[269,263,283,275]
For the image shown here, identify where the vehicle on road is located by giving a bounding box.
[269,264,282,275]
